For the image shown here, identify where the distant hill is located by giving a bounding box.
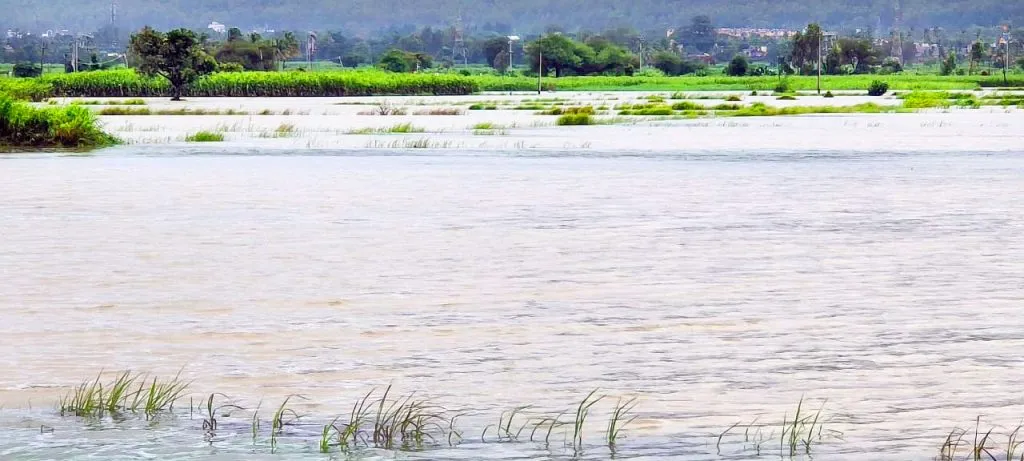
[2,0,1021,35]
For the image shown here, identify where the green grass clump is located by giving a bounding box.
[59,370,190,418]
[1,95,118,148]
[383,122,424,133]
[621,106,674,116]
[98,106,152,115]
[776,95,798,100]
[732,102,892,117]
[184,131,225,142]
[468,103,497,110]
[671,101,703,111]
[556,113,594,125]
[901,91,953,109]
[711,103,742,110]
[725,95,743,102]
[539,105,593,115]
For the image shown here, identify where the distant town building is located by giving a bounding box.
[207,22,226,34]
[717,28,798,39]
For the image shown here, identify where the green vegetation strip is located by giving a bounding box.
[42,69,478,98]
[1,95,118,148]
[473,74,1024,92]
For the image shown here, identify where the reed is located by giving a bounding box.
[58,371,189,418]
[780,397,826,457]
[573,389,604,451]
[606,396,639,446]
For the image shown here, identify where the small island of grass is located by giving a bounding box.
[1,96,118,149]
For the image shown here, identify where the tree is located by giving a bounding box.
[725,54,749,76]
[482,36,508,70]
[682,15,715,53]
[130,27,216,101]
[525,34,582,77]
[651,50,682,75]
[940,51,957,75]
[790,23,823,75]
[378,48,412,72]
[968,41,984,75]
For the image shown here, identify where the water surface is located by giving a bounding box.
[2,144,1023,460]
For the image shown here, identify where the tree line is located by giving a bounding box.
[3,0,1023,35]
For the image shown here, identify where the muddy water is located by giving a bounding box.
[2,106,1024,459]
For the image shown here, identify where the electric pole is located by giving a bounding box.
[817,32,822,95]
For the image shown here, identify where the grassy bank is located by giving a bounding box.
[474,74,1024,92]
[43,69,479,98]
[0,95,118,148]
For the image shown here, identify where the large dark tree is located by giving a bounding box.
[130,27,216,100]
[682,15,716,54]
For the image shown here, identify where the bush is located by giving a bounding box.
[824,90,835,98]
[867,80,889,96]
[880,57,903,74]
[556,113,593,125]
[773,80,791,94]
[725,54,750,77]
[725,95,742,102]
[218,62,245,73]
[12,62,43,78]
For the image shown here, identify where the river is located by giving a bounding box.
[2,112,1024,459]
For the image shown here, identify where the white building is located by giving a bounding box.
[207,22,226,34]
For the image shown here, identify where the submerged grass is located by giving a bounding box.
[184,131,225,142]
[59,370,189,418]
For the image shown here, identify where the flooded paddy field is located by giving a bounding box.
[2,91,1024,460]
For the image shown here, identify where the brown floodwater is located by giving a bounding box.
[2,97,1024,459]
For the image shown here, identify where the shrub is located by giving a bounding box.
[776,95,797,100]
[867,80,889,96]
[824,91,835,98]
[725,54,750,77]
[556,113,593,125]
[12,62,43,78]
[773,80,791,94]
[725,95,742,102]
[218,62,245,73]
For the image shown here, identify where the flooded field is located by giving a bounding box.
[2,93,1024,460]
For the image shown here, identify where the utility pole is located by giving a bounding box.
[1003,26,1011,86]
[817,31,822,95]
[537,50,542,94]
